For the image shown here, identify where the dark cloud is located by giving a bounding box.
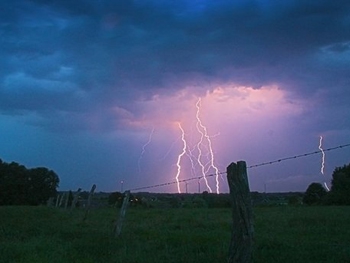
[1,0,349,131]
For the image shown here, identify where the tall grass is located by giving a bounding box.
[0,206,349,262]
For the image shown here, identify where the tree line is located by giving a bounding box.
[0,159,59,206]
[1,157,348,207]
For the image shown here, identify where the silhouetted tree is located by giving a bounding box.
[328,163,350,205]
[303,182,327,205]
[27,167,59,205]
[0,159,59,205]
[0,161,29,205]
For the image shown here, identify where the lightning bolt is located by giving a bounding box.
[173,98,221,194]
[195,104,213,193]
[185,144,199,178]
[159,136,181,161]
[138,127,155,173]
[195,98,220,194]
[175,122,187,193]
[318,136,330,191]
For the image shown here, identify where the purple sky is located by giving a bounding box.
[1,0,350,193]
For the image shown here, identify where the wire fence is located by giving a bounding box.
[127,142,350,192]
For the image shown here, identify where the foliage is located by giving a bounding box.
[303,183,327,205]
[168,196,182,208]
[328,163,350,205]
[1,206,350,263]
[201,192,231,208]
[108,192,141,207]
[182,196,208,208]
[79,191,90,200]
[0,159,59,206]
[108,191,124,206]
[287,195,302,206]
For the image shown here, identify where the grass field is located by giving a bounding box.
[1,205,350,263]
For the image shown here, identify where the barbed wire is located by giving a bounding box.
[247,143,350,168]
[127,142,350,192]
[128,172,226,192]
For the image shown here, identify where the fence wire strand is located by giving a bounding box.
[128,142,350,192]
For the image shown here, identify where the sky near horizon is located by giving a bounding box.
[1,0,350,193]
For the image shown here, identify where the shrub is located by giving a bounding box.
[303,183,327,205]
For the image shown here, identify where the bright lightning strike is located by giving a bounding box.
[318,136,330,191]
[195,99,213,193]
[185,144,199,179]
[176,122,187,193]
[138,127,155,173]
[195,98,220,194]
[173,98,221,193]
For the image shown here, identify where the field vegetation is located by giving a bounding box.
[1,205,350,263]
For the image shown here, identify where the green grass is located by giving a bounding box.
[1,206,350,262]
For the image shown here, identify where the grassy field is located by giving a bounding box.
[1,205,350,263]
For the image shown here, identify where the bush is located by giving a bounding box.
[303,183,327,205]
[108,192,124,207]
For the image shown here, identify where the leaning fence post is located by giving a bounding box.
[83,184,96,221]
[227,161,254,263]
[113,190,130,237]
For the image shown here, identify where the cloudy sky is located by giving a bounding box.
[1,0,350,193]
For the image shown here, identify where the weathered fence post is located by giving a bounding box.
[47,197,54,207]
[71,188,81,211]
[227,161,254,263]
[64,191,70,209]
[83,184,96,221]
[113,190,130,237]
[55,195,60,207]
[58,192,66,207]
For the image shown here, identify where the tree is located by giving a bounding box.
[27,167,59,205]
[303,182,327,205]
[0,159,59,206]
[0,161,29,205]
[329,164,350,205]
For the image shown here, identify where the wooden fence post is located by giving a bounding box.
[58,192,65,207]
[113,190,130,237]
[227,161,254,263]
[47,197,54,207]
[71,188,81,211]
[83,184,96,221]
[55,195,59,207]
[64,191,70,209]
